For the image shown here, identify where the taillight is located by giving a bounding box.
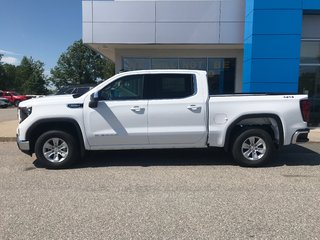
[300,99,311,122]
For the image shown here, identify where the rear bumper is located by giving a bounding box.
[291,129,310,144]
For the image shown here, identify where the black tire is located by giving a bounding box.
[14,100,20,107]
[231,128,274,167]
[35,130,79,169]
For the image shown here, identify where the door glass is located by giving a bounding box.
[146,74,194,99]
[99,75,144,100]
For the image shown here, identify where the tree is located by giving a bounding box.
[50,40,115,89]
[0,54,6,89]
[2,64,16,90]
[15,57,48,94]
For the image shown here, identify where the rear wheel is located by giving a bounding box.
[35,130,79,169]
[232,128,274,167]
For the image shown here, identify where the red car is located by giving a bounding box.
[0,90,28,107]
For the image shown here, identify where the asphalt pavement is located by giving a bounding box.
[0,107,17,122]
[1,142,320,239]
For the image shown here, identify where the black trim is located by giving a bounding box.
[294,128,310,143]
[26,118,85,155]
[67,103,84,108]
[224,114,284,150]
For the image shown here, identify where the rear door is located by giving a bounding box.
[146,73,207,146]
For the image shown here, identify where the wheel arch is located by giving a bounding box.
[26,118,85,155]
[224,114,284,151]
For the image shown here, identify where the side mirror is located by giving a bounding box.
[89,92,99,108]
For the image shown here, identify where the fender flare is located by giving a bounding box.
[224,114,284,150]
[26,118,85,155]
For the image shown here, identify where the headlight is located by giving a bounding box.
[18,107,32,123]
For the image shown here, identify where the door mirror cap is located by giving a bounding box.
[89,92,99,108]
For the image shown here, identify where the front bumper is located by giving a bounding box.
[291,129,310,144]
[16,136,31,156]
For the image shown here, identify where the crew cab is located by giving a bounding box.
[0,90,28,106]
[16,70,310,169]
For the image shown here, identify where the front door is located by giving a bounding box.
[83,74,148,148]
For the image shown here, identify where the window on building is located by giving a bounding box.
[123,57,236,95]
[300,15,320,126]
[299,40,320,126]
[123,58,151,71]
[99,75,144,100]
[299,65,320,126]
[179,58,207,70]
[151,58,179,69]
[207,58,236,94]
[145,74,194,99]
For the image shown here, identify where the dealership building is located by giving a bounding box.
[82,0,320,124]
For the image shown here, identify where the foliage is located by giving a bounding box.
[50,40,114,89]
[17,57,48,95]
[0,56,48,95]
[0,54,6,89]
[1,64,16,90]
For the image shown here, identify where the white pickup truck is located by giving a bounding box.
[17,70,310,168]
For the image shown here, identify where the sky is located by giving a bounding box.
[0,0,82,75]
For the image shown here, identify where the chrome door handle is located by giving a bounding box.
[187,105,201,110]
[130,106,143,112]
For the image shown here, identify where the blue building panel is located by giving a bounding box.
[242,0,315,93]
[245,83,299,93]
[242,59,252,85]
[244,11,253,40]
[253,0,302,10]
[250,59,300,84]
[253,10,302,35]
[243,36,252,61]
[245,0,254,16]
[251,35,301,59]
[303,0,320,10]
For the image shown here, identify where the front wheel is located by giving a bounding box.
[35,130,79,169]
[232,128,274,167]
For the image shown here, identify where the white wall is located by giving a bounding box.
[83,0,245,44]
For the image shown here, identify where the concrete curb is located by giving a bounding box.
[0,137,16,142]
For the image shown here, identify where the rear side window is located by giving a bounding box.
[145,74,195,99]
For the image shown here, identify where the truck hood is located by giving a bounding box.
[19,94,83,108]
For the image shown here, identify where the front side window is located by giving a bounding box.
[99,75,144,101]
[145,74,194,99]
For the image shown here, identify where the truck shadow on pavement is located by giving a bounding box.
[33,144,320,169]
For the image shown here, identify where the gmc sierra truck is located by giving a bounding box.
[17,70,310,168]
